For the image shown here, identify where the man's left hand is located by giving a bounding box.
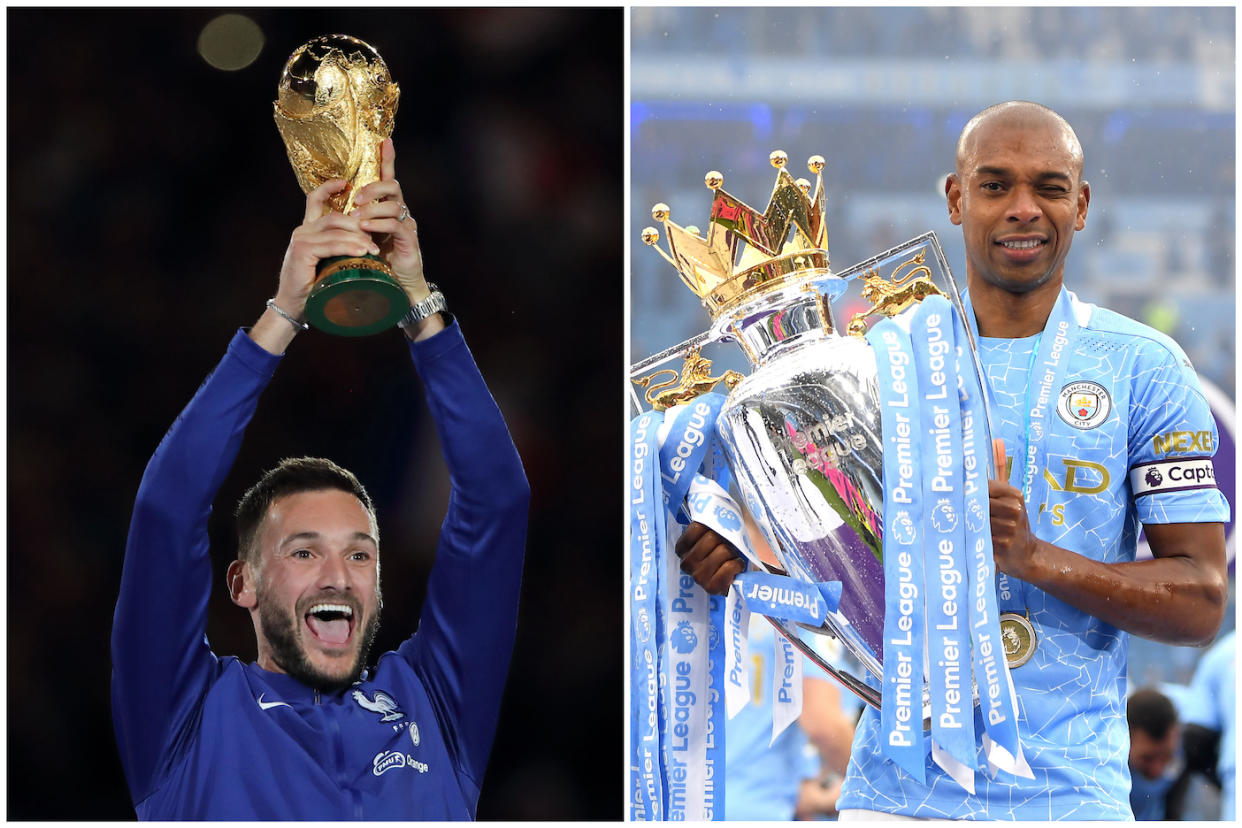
[351,138,430,306]
[989,477,1041,580]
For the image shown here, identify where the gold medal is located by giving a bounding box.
[999,612,1037,668]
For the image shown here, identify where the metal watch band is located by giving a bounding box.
[397,283,447,329]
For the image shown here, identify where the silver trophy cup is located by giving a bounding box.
[633,154,992,711]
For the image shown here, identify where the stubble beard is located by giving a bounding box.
[257,589,382,693]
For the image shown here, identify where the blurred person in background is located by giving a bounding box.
[111,148,529,819]
[675,101,1228,820]
[1127,687,1187,820]
[1180,630,1237,820]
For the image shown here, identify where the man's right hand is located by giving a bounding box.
[675,521,745,595]
[250,179,381,355]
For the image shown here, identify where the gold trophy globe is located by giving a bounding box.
[274,34,408,336]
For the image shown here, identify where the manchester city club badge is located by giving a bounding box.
[1056,381,1111,429]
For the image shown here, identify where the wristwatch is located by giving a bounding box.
[397,283,447,330]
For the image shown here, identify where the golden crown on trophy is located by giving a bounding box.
[641,151,831,318]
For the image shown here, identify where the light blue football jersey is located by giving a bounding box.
[837,290,1229,820]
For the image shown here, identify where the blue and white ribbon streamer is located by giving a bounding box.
[629,412,666,820]
[863,294,1033,792]
[910,297,977,782]
[734,570,839,626]
[950,305,1025,777]
[630,389,850,819]
[866,315,928,781]
[771,627,803,744]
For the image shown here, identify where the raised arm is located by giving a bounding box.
[346,138,529,787]
[111,178,384,804]
[397,320,530,791]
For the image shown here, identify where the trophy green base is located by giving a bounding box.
[305,255,410,337]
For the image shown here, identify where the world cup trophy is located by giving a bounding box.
[273,34,409,336]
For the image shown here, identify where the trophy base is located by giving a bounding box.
[306,255,411,337]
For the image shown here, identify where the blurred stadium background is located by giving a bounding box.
[631,7,1234,816]
[8,8,620,820]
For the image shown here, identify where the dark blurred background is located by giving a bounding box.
[8,7,621,820]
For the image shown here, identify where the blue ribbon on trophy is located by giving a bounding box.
[910,298,978,787]
[629,411,666,819]
[629,391,851,819]
[866,295,1032,790]
[866,315,929,781]
[656,399,725,820]
[950,301,1026,779]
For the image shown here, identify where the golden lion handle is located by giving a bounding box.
[633,351,743,410]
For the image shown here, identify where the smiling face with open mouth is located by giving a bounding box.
[247,488,383,691]
[946,106,1091,302]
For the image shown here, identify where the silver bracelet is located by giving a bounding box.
[266,298,309,332]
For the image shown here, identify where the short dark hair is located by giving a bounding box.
[234,457,376,563]
[1127,686,1178,739]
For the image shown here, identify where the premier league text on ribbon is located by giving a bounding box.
[629,413,663,818]
[868,318,928,778]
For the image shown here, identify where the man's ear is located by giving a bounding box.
[945,173,963,226]
[228,559,257,609]
[1075,179,1091,231]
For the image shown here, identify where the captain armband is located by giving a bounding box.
[1129,458,1219,498]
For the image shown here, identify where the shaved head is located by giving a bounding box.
[944,100,1091,322]
[956,101,1084,181]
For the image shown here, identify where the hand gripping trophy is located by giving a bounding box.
[629,152,1030,804]
[273,34,408,336]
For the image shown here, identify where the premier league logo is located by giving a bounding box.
[930,499,958,532]
[966,499,986,533]
[1145,468,1163,488]
[636,608,652,644]
[714,504,741,531]
[891,510,916,545]
[672,621,698,654]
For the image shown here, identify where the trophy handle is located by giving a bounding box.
[632,348,743,411]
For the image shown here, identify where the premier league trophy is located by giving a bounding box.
[273,34,409,336]
[629,153,1029,814]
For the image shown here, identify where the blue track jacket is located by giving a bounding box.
[111,321,529,819]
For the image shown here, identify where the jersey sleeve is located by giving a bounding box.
[396,319,530,790]
[1125,338,1229,526]
[110,330,280,805]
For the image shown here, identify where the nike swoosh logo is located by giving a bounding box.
[257,693,291,711]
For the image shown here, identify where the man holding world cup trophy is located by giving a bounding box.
[111,35,528,819]
[651,101,1227,819]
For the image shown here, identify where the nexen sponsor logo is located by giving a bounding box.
[1153,430,1214,455]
